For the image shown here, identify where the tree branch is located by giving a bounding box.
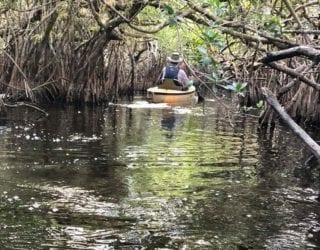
[282,0,303,29]
[283,30,320,34]
[267,62,320,90]
[185,0,296,49]
[260,45,320,63]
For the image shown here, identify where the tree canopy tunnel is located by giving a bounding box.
[1,0,320,128]
[0,0,164,104]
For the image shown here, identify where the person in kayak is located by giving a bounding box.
[161,52,193,90]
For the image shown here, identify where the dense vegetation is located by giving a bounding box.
[0,0,320,125]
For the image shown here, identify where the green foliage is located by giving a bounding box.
[205,0,228,16]
[197,46,214,66]
[162,4,178,26]
[163,4,175,15]
[203,30,224,49]
[222,82,248,97]
[205,70,224,92]
[265,15,282,37]
[256,100,264,110]
[138,6,163,21]
[190,28,224,68]
[0,0,18,8]
[155,23,205,58]
[241,100,264,113]
[155,27,180,52]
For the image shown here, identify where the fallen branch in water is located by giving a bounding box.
[261,87,320,159]
[3,101,49,117]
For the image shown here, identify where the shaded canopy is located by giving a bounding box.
[0,0,320,125]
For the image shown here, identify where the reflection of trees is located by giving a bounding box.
[184,108,320,248]
[192,184,283,249]
[2,105,130,200]
[252,123,320,248]
[2,101,319,248]
[256,124,318,188]
[189,120,320,248]
[125,103,261,200]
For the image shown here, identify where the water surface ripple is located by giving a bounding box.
[0,99,319,249]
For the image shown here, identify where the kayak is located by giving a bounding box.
[146,79,196,105]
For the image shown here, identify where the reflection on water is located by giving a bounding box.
[0,99,319,249]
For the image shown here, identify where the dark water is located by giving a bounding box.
[0,98,319,249]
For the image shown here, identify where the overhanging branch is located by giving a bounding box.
[260,46,320,63]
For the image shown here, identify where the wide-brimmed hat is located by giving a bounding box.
[167,52,183,63]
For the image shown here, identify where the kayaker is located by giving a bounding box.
[161,52,193,90]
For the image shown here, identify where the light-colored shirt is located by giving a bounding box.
[161,67,190,87]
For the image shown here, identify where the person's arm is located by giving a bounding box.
[178,70,192,87]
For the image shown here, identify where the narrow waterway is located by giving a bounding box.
[0,98,319,249]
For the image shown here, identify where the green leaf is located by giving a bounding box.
[222,81,247,96]
[163,4,175,15]
[236,82,247,91]
[222,84,236,91]
[203,30,216,42]
[265,15,283,36]
[256,100,264,109]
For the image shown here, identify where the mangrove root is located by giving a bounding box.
[261,87,320,159]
